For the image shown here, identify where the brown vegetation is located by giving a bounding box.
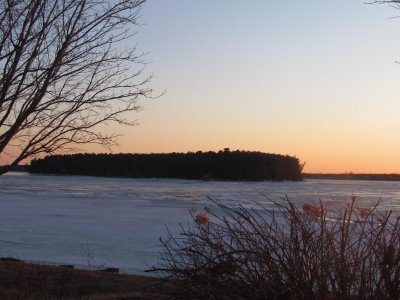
[0,260,174,299]
[151,197,400,300]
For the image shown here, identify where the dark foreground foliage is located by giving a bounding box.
[151,197,400,300]
[30,149,303,181]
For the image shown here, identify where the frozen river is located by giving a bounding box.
[1,172,400,274]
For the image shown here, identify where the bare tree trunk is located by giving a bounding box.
[0,0,153,174]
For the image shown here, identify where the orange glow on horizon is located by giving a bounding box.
[3,2,400,176]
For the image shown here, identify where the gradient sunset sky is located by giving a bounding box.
[92,1,400,173]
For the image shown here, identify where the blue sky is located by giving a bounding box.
[101,1,400,173]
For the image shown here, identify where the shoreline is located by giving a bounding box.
[304,173,400,181]
[0,259,174,299]
[10,171,400,183]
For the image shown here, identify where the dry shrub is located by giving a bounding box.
[151,196,400,300]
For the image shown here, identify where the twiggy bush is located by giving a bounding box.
[151,197,400,300]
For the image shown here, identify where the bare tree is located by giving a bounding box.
[371,1,400,3]
[0,0,153,174]
[369,1,400,10]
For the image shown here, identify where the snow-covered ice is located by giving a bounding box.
[0,172,399,274]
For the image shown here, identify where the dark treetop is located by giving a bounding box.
[30,149,304,181]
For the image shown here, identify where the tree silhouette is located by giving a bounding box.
[0,0,152,174]
[30,150,305,181]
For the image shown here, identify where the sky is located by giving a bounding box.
[92,1,400,173]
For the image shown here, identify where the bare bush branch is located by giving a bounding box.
[150,197,400,299]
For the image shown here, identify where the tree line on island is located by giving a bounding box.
[29,149,304,181]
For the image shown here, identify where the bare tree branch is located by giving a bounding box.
[0,0,154,174]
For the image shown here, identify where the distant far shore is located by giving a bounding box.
[4,166,400,182]
[304,173,400,181]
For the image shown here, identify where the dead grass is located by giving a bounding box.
[0,260,174,299]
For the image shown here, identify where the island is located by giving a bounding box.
[29,149,304,181]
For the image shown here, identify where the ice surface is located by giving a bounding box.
[0,172,399,274]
